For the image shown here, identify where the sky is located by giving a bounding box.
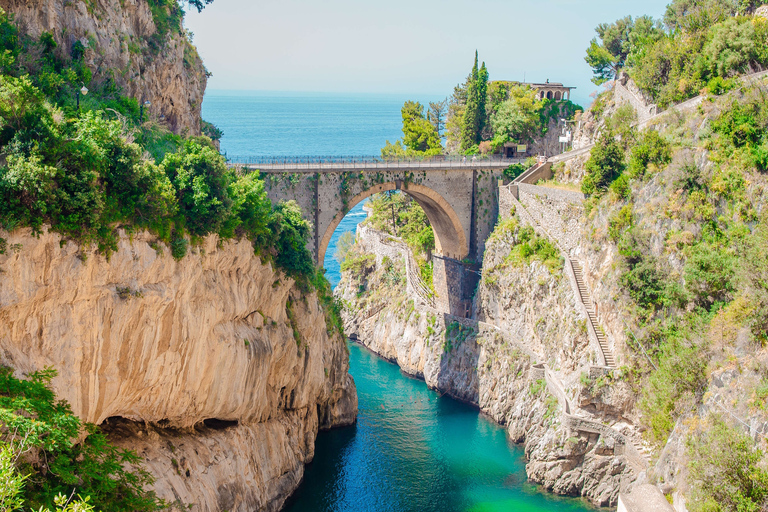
[184,0,671,107]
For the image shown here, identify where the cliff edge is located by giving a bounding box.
[0,227,357,512]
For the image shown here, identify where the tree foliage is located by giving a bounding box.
[581,130,626,195]
[588,0,768,107]
[687,416,768,512]
[460,51,488,151]
[0,368,159,511]
[381,101,442,158]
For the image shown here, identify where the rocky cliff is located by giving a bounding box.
[337,224,639,507]
[0,0,207,134]
[0,227,357,512]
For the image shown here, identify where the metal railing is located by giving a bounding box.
[225,154,524,170]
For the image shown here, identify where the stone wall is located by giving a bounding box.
[500,183,585,255]
[614,74,658,125]
[517,184,585,255]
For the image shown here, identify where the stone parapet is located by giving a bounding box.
[516,184,584,255]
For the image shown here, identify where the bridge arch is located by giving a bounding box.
[317,182,469,266]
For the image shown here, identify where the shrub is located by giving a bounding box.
[504,223,562,274]
[269,200,314,279]
[641,337,707,444]
[687,416,768,512]
[608,204,633,241]
[684,242,736,310]
[581,130,625,195]
[161,138,232,237]
[0,367,160,511]
[627,129,672,179]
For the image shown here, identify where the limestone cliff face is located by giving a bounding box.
[0,0,206,134]
[337,226,637,507]
[0,227,357,512]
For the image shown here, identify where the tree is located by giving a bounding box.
[663,0,738,32]
[428,98,448,137]
[581,129,626,195]
[445,78,469,154]
[381,101,442,157]
[334,231,355,265]
[489,85,541,149]
[703,18,756,77]
[401,101,441,153]
[460,51,488,151]
[477,62,489,138]
[585,15,661,85]
[187,0,215,12]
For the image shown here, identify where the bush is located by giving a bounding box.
[270,200,314,279]
[641,336,707,443]
[504,222,563,274]
[684,242,736,310]
[687,416,768,512]
[581,130,625,195]
[0,367,160,511]
[608,204,633,241]
[161,139,232,237]
[627,129,672,179]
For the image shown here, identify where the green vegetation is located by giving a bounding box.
[585,0,768,107]
[581,14,768,507]
[381,101,442,158]
[364,192,435,290]
[581,129,626,195]
[384,52,582,157]
[0,367,160,511]
[0,8,317,283]
[687,416,768,512]
[489,217,562,275]
[460,51,489,151]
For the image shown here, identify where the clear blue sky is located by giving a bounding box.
[185,0,670,107]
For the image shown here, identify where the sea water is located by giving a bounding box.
[202,91,596,512]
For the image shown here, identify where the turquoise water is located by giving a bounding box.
[202,92,595,512]
[285,343,596,512]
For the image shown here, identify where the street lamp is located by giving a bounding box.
[140,99,151,123]
[76,84,88,110]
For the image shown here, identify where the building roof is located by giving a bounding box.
[527,82,575,90]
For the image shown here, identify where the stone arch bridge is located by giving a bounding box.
[231,157,520,315]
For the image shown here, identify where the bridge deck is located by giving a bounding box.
[228,158,524,173]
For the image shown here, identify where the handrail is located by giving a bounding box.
[226,154,523,166]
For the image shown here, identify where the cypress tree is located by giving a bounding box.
[461,52,480,151]
[477,62,489,140]
[460,51,489,151]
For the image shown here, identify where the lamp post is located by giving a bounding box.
[76,84,88,110]
[140,99,151,123]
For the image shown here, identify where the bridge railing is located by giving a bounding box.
[225,154,522,167]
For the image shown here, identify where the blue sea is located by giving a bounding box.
[202,91,439,286]
[202,91,595,512]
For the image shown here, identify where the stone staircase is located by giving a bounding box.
[570,259,616,368]
[627,436,652,465]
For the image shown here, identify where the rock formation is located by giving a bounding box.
[0,228,357,511]
[0,0,207,134]
[337,224,638,507]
